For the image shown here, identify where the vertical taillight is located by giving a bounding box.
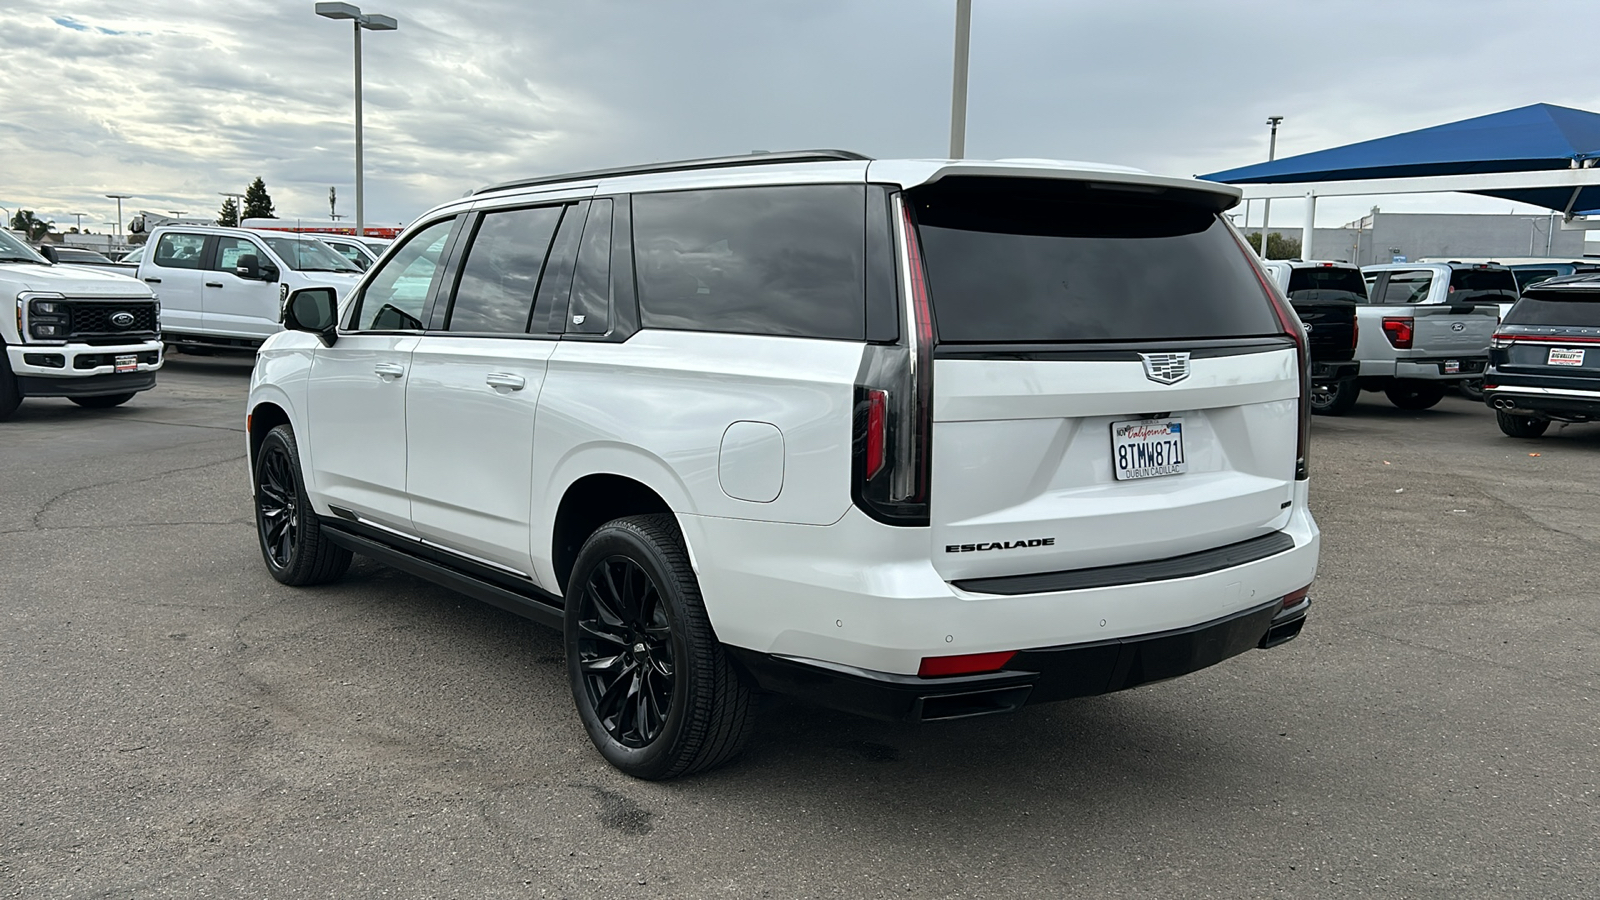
[1351,315,1359,350]
[1230,225,1310,481]
[851,193,933,526]
[864,389,887,480]
[1382,317,1414,349]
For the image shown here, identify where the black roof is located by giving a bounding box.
[475,149,871,195]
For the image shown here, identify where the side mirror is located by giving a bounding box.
[284,287,339,345]
[261,262,280,282]
[235,254,261,279]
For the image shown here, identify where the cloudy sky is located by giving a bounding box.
[2,0,1596,238]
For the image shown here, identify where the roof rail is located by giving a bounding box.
[474,149,872,195]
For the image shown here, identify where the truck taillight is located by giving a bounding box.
[851,194,932,526]
[1382,317,1414,349]
[1231,226,1309,481]
[1351,316,1359,350]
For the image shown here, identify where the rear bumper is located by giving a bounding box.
[727,595,1310,722]
[1484,383,1600,418]
[1310,360,1359,383]
[1359,356,1488,380]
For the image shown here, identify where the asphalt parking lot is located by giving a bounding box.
[2,357,1597,899]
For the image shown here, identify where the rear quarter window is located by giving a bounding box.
[633,185,865,340]
[909,178,1277,343]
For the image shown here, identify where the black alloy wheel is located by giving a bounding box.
[574,555,676,749]
[69,392,135,409]
[1310,379,1359,416]
[253,424,351,585]
[565,514,756,780]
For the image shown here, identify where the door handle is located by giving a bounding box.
[485,372,526,391]
[143,277,161,283]
[374,363,406,379]
[205,281,224,288]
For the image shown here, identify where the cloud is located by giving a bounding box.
[3,0,1599,237]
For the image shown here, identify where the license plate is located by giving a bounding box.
[1549,347,1585,367]
[1112,418,1186,481]
[1444,359,1460,374]
[114,354,138,373]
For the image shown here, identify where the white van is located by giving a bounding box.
[137,225,362,350]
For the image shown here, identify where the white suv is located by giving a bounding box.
[246,151,1320,779]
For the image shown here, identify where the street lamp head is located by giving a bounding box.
[315,2,361,20]
[361,14,397,30]
[1267,116,1284,126]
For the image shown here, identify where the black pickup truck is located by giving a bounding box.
[1483,273,1600,437]
[1262,261,1361,415]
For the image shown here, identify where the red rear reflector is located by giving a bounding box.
[1280,585,1311,609]
[918,651,1017,678]
[864,388,887,480]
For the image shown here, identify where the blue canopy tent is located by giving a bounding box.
[1203,104,1600,216]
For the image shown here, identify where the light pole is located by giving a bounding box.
[105,193,132,240]
[949,0,972,159]
[69,212,88,232]
[219,191,246,226]
[316,2,397,239]
[1259,116,1283,258]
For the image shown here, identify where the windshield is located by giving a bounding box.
[1504,290,1600,328]
[0,229,48,263]
[1285,266,1367,302]
[262,236,361,273]
[910,178,1278,342]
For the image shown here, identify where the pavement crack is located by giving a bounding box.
[26,454,243,532]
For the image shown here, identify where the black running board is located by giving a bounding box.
[321,523,565,631]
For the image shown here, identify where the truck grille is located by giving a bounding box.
[65,300,159,343]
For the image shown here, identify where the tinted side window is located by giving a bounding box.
[1449,267,1520,304]
[212,237,263,271]
[1379,271,1433,304]
[351,217,457,332]
[567,199,613,334]
[634,185,866,340]
[153,233,206,270]
[446,206,562,334]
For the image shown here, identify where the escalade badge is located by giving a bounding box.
[110,311,136,328]
[1140,352,1191,385]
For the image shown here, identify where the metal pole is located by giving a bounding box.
[949,0,971,159]
[1302,191,1316,260]
[1261,116,1282,258]
[354,19,364,239]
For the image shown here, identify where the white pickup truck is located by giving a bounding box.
[1,229,162,420]
[1333,263,1505,412]
[136,225,361,351]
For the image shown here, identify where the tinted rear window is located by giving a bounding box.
[1374,270,1433,304]
[633,185,865,340]
[1449,267,1519,304]
[909,179,1278,343]
[1285,266,1367,301]
[1503,291,1600,327]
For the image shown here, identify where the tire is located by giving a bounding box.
[253,424,352,586]
[0,352,20,421]
[1310,379,1360,416]
[1496,410,1550,438]
[69,393,135,409]
[1458,378,1485,401]
[1384,382,1446,410]
[565,514,756,780]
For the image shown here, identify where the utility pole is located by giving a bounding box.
[1260,116,1283,258]
[949,0,972,159]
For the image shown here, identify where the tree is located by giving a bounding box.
[9,210,52,241]
[242,177,275,220]
[217,197,240,227]
[1245,231,1302,260]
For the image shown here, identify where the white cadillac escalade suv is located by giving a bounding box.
[246,151,1321,779]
